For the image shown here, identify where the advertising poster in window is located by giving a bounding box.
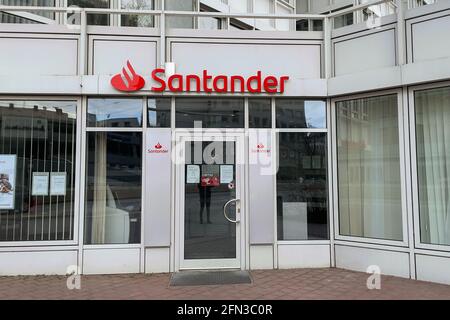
[50,172,66,196]
[0,154,17,210]
[32,172,49,196]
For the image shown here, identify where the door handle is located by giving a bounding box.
[223,199,240,223]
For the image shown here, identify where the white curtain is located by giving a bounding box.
[416,87,450,246]
[91,132,107,244]
[337,95,403,240]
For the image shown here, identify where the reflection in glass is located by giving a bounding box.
[148,98,171,128]
[336,95,402,241]
[87,98,142,128]
[277,132,328,240]
[276,99,326,128]
[0,0,55,23]
[176,98,244,128]
[121,0,154,27]
[85,132,142,244]
[165,0,195,29]
[415,86,450,246]
[184,141,236,260]
[68,0,110,26]
[0,100,77,241]
[249,99,272,128]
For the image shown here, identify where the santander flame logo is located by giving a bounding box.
[155,143,162,149]
[257,144,265,149]
[110,60,145,92]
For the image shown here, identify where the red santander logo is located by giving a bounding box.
[111,60,145,92]
[148,142,168,154]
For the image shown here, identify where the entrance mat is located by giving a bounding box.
[169,270,252,286]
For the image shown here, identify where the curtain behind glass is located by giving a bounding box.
[415,86,450,246]
[337,94,403,241]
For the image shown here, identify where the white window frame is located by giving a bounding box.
[331,89,409,247]
[408,80,450,253]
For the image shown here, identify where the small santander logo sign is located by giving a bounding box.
[110,60,145,92]
[148,142,168,154]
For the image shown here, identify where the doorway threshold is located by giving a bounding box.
[169,270,252,287]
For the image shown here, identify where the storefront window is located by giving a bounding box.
[249,99,272,129]
[415,86,450,246]
[87,98,143,128]
[175,98,245,128]
[0,0,55,24]
[84,132,142,244]
[0,100,77,242]
[276,99,326,129]
[148,98,171,128]
[336,94,403,241]
[277,132,328,240]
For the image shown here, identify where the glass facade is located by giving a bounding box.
[0,100,77,242]
[276,99,326,129]
[336,94,403,241]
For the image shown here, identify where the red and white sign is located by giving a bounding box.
[251,143,271,153]
[111,60,289,94]
[148,142,168,154]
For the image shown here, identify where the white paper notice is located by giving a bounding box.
[0,154,17,210]
[32,172,49,196]
[50,172,66,196]
[186,165,200,183]
[220,165,234,184]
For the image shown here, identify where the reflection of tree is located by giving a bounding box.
[122,0,154,27]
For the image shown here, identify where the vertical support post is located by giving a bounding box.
[396,0,406,65]
[78,9,87,76]
[324,16,332,79]
[160,0,166,68]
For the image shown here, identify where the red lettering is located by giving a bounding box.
[168,74,183,92]
[151,68,166,92]
[186,74,201,92]
[230,75,245,93]
[247,71,262,93]
[263,76,278,93]
[213,75,228,93]
[203,70,212,93]
[279,76,289,93]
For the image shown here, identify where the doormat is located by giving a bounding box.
[169,270,252,286]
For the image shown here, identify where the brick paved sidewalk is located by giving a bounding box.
[0,268,449,300]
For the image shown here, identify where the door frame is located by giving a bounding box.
[173,129,246,271]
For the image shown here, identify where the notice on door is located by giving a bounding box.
[50,172,66,196]
[186,165,200,183]
[32,172,49,196]
[0,154,17,210]
[220,165,234,184]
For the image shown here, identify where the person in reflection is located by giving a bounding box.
[198,184,212,224]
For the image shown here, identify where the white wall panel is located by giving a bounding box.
[278,244,330,269]
[411,14,450,62]
[145,247,170,273]
[0,250,77,276]
[83,248,140,274]
[0,37,78,76]
[334,29,396,76]
[91,39,157,75]
[250,245,274,270]
[416,254,450,285]
[335,245,410,278]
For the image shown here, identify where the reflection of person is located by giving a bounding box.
[198,184,212,224]
[0,174,12,193]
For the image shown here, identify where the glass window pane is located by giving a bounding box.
[85,132,142,244]
[0,100,77,242]
[0,0,55,23]
[249,99,272,129]
[87,98,143,128]
[175,98,244,128]
[68,0,110,26]
[277,132,328,240]
[336,94,403,241]
[415,86,450,246]
[121,0,154,27]
[276,99,326,128]
[165,0,195,29]
[147,98,171,128]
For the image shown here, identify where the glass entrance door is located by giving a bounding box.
[176,133,244,270]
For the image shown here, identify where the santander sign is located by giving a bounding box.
[111,60,289,94]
